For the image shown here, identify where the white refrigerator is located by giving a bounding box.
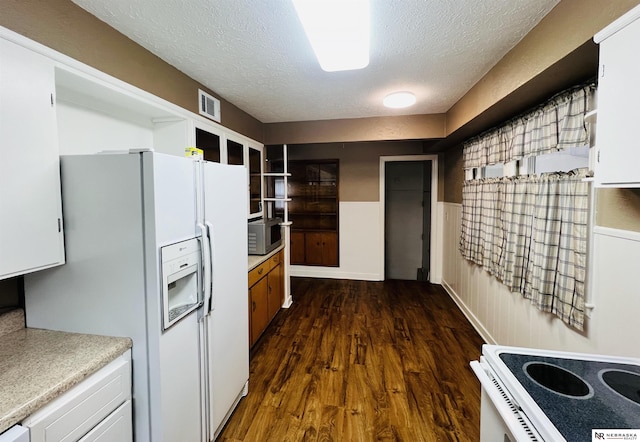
[24,150,249,442]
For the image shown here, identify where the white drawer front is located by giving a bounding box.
[23,351,131,442]
[0,425,29,442]
[78,401,132,442]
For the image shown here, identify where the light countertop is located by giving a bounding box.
[0,309,132,433]
[248,244,285,271]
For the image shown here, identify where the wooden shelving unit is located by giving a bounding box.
[285,159,339,267]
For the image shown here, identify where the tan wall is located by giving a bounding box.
[0,0,264,142]
[596,189,640,233]
[265,114,446,145]
[288,142,425,202]
[442,145,464,204]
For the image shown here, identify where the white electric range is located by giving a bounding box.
[471,345,640,441]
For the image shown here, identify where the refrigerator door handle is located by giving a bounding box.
[197,222,212,316]
[198,317,211,442]
[205,220,216,312]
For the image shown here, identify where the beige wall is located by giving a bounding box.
[288,142,425,202]
[0,0,264,142]
[265,114,446,145]
[442,145,464,204]
[596,189,640,233]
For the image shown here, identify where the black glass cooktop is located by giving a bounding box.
[499,353,640,442]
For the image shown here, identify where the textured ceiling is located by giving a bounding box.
[70,0,559,124]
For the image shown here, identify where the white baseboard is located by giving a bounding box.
[441,279,496,345]
[290,266,383,281]
[282,296,293,308]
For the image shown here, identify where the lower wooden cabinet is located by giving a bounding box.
[290,231,306,265]
[249,277,269,347]
[290,231,338,266]
[248,250,284,347]
[267,262,283,320]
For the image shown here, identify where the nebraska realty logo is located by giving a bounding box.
[592,429,640,440]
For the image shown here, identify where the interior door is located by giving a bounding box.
[385,161,431,280]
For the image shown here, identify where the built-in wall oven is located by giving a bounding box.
[471,345,640,441]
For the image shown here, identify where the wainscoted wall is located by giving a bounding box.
[290,202,383,281]
[290,200,446,284]
[441,202,640,359]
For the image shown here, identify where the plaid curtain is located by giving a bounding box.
[524,170,590,330]
[460,178,503,272]
[498,175,535,294]
[463,84,595,169]
[459,169,589,330]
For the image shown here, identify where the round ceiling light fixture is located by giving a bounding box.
[383,91,416,109]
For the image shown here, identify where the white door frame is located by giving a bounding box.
[379,155,439,282]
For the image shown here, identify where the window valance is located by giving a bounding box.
[463,84,595,169]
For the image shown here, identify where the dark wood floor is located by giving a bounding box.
[218,278,485,442]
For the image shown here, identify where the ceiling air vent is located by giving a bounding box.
[198,89,221,122]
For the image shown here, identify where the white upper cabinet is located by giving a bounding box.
[0,39,65,279]
[594,5,640,187]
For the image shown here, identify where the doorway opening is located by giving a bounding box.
[379,155,438,282]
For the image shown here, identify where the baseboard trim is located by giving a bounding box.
[290,266,383,281]
[441,279,497,345]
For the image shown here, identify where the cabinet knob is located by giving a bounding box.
[252,301,256,312]
[258,268,264,275]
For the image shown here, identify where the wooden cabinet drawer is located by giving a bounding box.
[268,251,281,267]
[23,351,131,442]
[248,260,271,287]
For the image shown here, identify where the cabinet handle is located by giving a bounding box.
[252,301,256,312]
[258,268,264,275]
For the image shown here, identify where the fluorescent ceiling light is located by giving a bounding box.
[292,0,370,72]
[383,91,416,108]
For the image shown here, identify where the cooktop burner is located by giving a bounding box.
[499,352,640,442]
[524,361,594,399]
[600,369,640,406]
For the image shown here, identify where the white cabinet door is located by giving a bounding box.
[595,13,640,186]
[0,38,64,278]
